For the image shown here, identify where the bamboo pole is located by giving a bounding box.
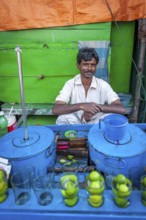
[130,18,146,122]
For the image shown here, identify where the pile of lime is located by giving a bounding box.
[60,173,79,207]
[140,175,146,206]
[112,174,132,208]
[0,169,8,203]
[86,170,105,207]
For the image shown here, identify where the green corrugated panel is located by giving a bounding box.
[110,21,135,93]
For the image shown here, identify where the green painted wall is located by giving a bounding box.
[0,21,135,125]
[0,23,111,104]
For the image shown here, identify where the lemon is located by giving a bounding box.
[0,194,7,203]
[59,159,67,164]
[142,199,146,206]
[115,174,126,184]
[60,174,77,185]
[0,170,5,179]
[113,197,128,208]
[117,184,129,193]
[89,171,100,181]
[87,181,104,195]
[0,181,5,191]
[88,197,103,207]
[142,190,146,200]
[64,196,78,207]
[90,181,101,189]
[0,183,8,196]
[88,195,102,204]
[142,177,146,187]
[67,155,74,160]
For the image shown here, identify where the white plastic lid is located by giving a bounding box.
[0,111,4,116]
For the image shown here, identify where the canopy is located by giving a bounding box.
[0,0,146,31]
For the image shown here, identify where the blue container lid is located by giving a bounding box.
[0,126,54,159]
[88,124,146,158]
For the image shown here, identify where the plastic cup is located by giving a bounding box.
[112,174,132,208]
[60,172,79,207]
[140,175,146,206]
[33,175,53,206]
[11,170,31,205]
[84,166,105,207]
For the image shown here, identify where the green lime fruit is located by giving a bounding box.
[66,187,78,197]
[0,170,5,178]
[0,194,7,203]
[113,197,128,208]
[142,177,146,187]
[59,159,67,164]
[115,174,126,184]
[88,195,103,204]
[88,197,103,207]
[142,190,146,200]
[89,171,100,181]
[60,174,78,185]
[64,181,78,197]
[0,183,8,196]
[116,183,131,198]
[87,181,104,195]
[142,199,146,206]
[0,181,6,191]
[67,155,74,160]
[64,196,78,207]
[117,184,129,193]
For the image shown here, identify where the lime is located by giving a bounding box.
[142,199,146,206]
[90,181,101,189]
[66,187,78,197]
[115,174,126,184]
[142,177,146,187]
[0,181,5,191]
[89,171,100,181]
[87,181,104,195]
[113,197,128,208]
[88,195,102,204]
[60,174,77,185]
[0,194,7,203]
[67,155,74,160]
[88,197,103,207]
[59,159,67,164]
[117,184,129,193]
[0,183,8,196]
[142,190,146,200]
[64,196,78,207]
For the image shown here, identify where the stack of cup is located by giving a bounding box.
[112,174,132,208]
[84,166,105,208]
[60,162,79,207]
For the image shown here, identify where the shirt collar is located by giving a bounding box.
[74,74,97,88]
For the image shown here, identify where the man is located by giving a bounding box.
[52,48,126,124]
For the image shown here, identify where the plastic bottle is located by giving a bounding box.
[0,111,8,137]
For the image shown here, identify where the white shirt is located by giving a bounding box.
[55,74,119,123]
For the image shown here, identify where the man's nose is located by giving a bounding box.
[87,64,92,70]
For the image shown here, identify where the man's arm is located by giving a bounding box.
[52,101,100,115]
[97,99,126,114]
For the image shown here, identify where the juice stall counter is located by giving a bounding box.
[0,123,146,220]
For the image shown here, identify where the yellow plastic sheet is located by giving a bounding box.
[0,0,146,31]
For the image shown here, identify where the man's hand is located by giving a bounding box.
[80,102,100,115]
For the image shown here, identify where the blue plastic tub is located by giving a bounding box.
[103,114,128,141]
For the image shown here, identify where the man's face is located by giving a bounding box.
[77,58,97,79]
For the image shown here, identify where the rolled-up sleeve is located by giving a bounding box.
[55,81,73,103]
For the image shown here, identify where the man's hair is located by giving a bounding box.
[76,48,99,64]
